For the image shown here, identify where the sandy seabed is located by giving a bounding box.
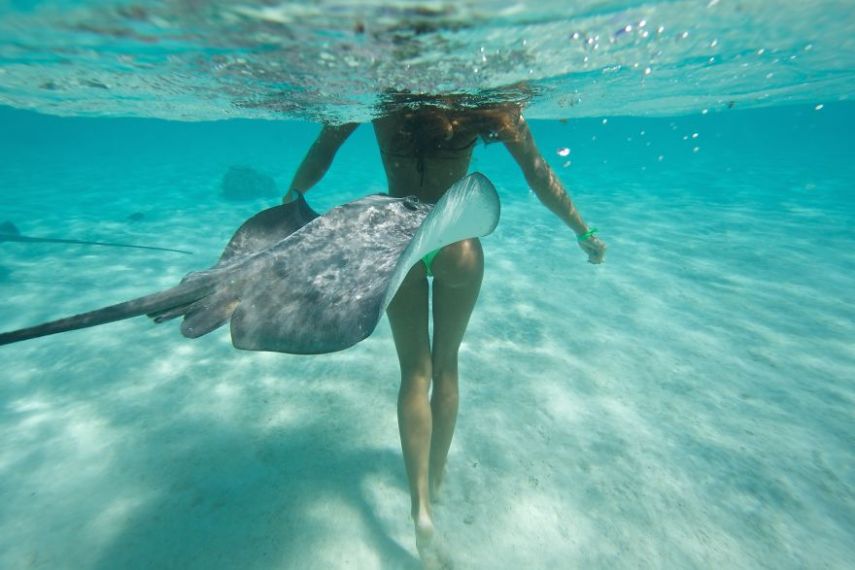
[0,111,852,569]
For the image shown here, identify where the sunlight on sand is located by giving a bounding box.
[1,115,852,569]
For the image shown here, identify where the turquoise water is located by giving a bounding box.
[1,1,854,569]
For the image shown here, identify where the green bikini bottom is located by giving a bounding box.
[422,248,441,278]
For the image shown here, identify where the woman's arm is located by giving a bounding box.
[284,122,359,202]
[500,113,606,263]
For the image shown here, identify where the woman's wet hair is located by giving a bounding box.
[376,83,533,116]
[376,84,532,145]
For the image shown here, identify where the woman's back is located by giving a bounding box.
[373,104,519,202]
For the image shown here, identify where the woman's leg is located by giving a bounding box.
[386,262,433,531]
[429,238,484,496]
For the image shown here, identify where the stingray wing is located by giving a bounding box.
[168,193,321,338]
[227,172,500,354]
[215,192,319,265]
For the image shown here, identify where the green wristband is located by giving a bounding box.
[577,227,598,242]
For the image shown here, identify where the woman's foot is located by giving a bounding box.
[414,515,454,570]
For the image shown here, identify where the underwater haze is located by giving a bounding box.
[1,1,854,569]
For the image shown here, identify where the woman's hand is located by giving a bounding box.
[578,235,607,264]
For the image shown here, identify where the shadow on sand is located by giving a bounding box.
[89,415,419,570]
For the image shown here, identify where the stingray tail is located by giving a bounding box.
[0,281,214,346]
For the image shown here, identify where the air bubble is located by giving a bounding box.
[602,118,608,125]
[644,67,652,75]
[557,147,570,157]
[693,146,700,153]
[815,104,824,111]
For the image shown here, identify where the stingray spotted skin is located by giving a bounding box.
[0,173,500,354]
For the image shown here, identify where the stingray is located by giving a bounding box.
[0,173,500,354]
[0,221,192,255]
